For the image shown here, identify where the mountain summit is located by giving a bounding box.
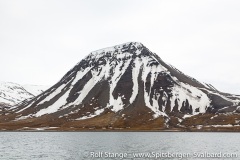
[1,42,240,131]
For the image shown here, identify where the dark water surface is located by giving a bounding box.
[0,132,239,160]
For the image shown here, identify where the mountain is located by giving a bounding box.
[1,42,240,131]
[0,82,49,109]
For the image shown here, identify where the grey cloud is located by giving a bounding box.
[0,0,239,94]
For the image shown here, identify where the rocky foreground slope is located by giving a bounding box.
[1,42,240,131]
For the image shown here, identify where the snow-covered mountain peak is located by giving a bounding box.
[0,82,49,107]
[86,42,155,62]
[0,82,33,105]
[60,42,158,83]
[90,42,144,55]
[15,42,216,118]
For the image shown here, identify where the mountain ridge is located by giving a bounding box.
[0,81,49,109]
[0,42,240,131]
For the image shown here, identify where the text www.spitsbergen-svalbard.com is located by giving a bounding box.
[87,151,238,159]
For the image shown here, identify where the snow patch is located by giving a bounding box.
[171,81,211,114]
[76,108,104,120]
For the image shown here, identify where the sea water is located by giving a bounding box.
[0,132,239,160]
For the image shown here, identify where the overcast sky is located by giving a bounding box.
[0,0,240,94]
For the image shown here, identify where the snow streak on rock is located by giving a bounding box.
[108,59,131,112]
[129,57,141,104]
